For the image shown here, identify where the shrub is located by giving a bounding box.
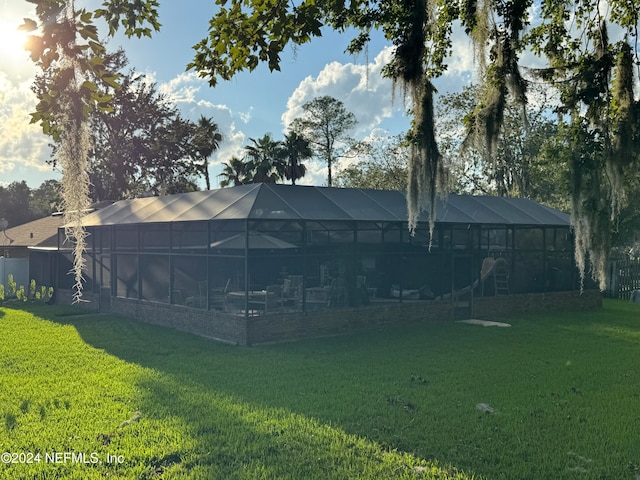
[28,279,53,303]
[0,276,53,304]
[7,274,16,296]
[16,285,27,302]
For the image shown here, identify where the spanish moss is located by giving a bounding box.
[57,1,92,303]
[386,0,448,237]
[608,41,637,215]
[59,108,91,303]
[464,1,529,159]
[567,120,612,291]
[406,80,448,237]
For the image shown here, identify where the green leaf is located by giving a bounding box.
[80,10,93,24]
[97,102,114,113]
[29,112,42,124]
[88,40,106,56]
[79,25,100,42]
[19,18,38,32]
[101,73,121,89]
[81,80,98,92]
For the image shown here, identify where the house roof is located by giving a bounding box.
[79,183,570,227]
[1,214,64,248]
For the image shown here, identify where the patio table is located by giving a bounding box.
[226,290,276,314]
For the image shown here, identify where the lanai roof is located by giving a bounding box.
[80,183,570,227]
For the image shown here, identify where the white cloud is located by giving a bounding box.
[280,45,474,185]
[297,159,329,187]
[209,118,246,167]
[238,108,253,123]
[282,46,405,138]
[0,73,52,175]
[141,38,480,188]
[158,71,202,104]
[441,24,476,80]
[153,73,250,186]
[0,4,54,182]
[281,38,478,147]
[181,99,248,183]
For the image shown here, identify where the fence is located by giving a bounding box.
[605,257,640,300]
[0,257,29,293]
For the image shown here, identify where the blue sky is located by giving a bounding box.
[0,0,475,189]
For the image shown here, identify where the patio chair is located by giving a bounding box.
[265,284,284,312]
[305,286,331,309]
[329,277,347,307]
[172,289,184,305]
[282,276,303,309]
[210,278,231,311]
[289,275,303,291]
[356,275,370,305]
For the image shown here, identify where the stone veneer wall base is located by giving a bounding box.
[55,289,602,346]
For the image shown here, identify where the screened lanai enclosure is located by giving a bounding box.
[58,183,577,323]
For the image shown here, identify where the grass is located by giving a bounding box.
[0,300,639,479]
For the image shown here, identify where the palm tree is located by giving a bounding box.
[282,131,312,185]
[219,156,249,187]
[244,134,285,183]
[194,115,223,190]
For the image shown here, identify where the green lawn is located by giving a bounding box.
[0,299,639,479]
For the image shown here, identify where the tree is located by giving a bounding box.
[186,0,640,289]
[31,180,63,217]
[77,65,203,201]
[23,1,160,301]
[282,131,312,185]
[290,96,358,187]
[194,115,223,190]
[243,134,285,183]
[24,1,640,290]
[191,2,448,230]
[220,132,310,187]
[437,84,565,208]
[219,156,249,187]
[33,49,206,201]
[336,135,409,191]
[610,168,640,258]
[0,182,36,228]
[0,180,62,229]
[144,115,202,196]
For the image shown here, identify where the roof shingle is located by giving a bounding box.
[2,215,64,248]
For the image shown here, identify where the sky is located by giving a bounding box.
[0,0,476,190]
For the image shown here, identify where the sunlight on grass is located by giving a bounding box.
[588,324,640,343]
[1,299,639,479]
[0,306,471,479]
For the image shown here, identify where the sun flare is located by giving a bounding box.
[0,19,31,64]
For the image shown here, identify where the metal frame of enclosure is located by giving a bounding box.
[56,184,578,318]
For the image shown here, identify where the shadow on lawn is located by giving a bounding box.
[126,371,456,479]
[31,304,481,479]
[29,304,476,478]
[15,300,640,479]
